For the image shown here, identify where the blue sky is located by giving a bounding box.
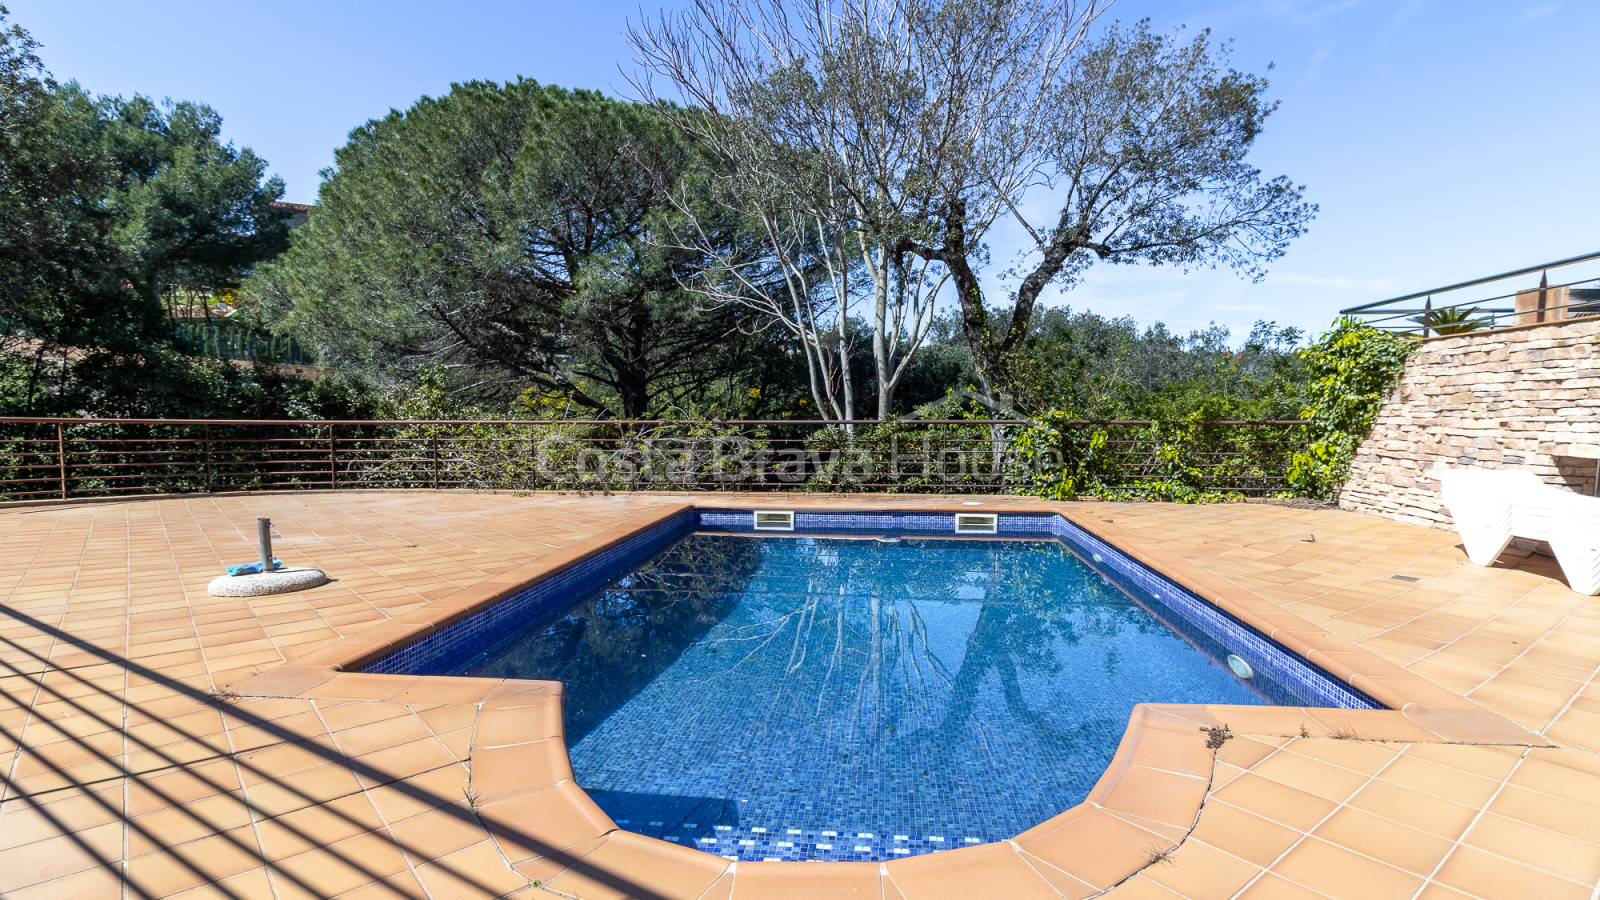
[15,0,1599,341]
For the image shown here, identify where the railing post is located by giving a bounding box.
[432,432,440,490]
[56,422,67,500]
[329,425,337,489]
[202,424,212,493]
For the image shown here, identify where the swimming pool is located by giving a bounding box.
[365,510,1376,862]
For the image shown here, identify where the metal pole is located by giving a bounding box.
[257,517,273,572]
[329,425,337,489]
[432,433,440,490]
[56,423,66,500]
[202,424,212,493]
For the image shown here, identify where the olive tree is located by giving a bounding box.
[629,0,1104,420]
[909,20,1317,400]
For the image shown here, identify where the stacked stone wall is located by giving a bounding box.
[1339,317,1600,529]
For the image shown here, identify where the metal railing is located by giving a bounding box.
[1340,250,1600,336]
[0,417,1308,502]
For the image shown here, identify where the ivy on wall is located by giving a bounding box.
[1286,317,1416,500]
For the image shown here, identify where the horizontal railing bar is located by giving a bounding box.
[1359,293,1600,326]
[212,477,334,483]
[70,448,208,457]
[1341,249,1600,313]
[68,438,208,446]
[67,471,205,482]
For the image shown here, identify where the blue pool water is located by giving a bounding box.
[444,531,1311,860]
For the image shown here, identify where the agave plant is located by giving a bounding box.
[1409,305,1484,335]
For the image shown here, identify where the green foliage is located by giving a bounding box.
[0,3,1348,506]
[0,6,141,364]
[803,419,1009,494]
[1010,410,1282,503]
[349,367,773,492]
[1408,305,1484,335]
[983,309,1307,421]
[1287,318,1414,499]
[921,19,1316,406]
[176,322,313,366]
[994,311,1311,503]
[248,79,768,419]
[0,6,301,419]
[55,84,290,308]
[1011,412,1113,501]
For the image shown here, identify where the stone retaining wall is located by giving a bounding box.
[1339,317,1600,529]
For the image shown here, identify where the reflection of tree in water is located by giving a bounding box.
[701,538,1155,753]
[464,534,761,741]
[931,544,1153,748]
[466,532,1243,838]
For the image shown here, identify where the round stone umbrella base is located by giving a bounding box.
[207,567,329,597]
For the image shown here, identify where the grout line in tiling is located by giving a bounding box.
[0,510,61,607]
[1455,595,1598,730]
[1359,576,1575,688]
[457,700,544,899]
[1408,745,1531,900]
[1542,666,1600,742]
[273,493,505,571]
[46,504,98,668]
[308,698,517,898]
[1420,794,1593,890]
[0,647,243,893]
[291,699,443,890]
[1229,736,1411,898]
[162,501,222,682]
[0,639,48,810]
[1081,724,1240,899]
[366,738,466,893]
[1009,837,1101,897]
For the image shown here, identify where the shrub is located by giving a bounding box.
[1286,318,1414,499]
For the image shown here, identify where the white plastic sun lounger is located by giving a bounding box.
[1438,467,1600,595]
[1548,488,1600,595]
[1438,467,1552,565]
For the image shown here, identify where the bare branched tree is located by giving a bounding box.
[628,0,1104,420]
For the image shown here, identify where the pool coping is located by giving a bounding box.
[230,499,1554,897]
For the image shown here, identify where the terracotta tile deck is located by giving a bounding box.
[1,491,1597,898]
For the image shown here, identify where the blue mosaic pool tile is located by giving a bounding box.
[1045,516,1379,710]
[702,509,967,534]
[642,825,972,862]
[361,509,698,676]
